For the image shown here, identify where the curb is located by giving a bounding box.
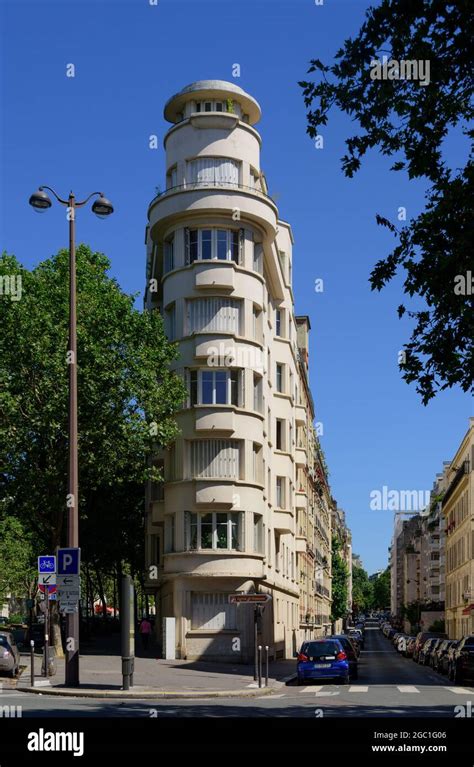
[17,685,276,700]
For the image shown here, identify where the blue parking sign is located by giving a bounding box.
[57,548,80,575]
[38,555,56,573]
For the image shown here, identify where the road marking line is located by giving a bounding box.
[315,691,340,697]
[262,694,285,699]
[445,687,473,694]
[299,686,322,693]
[397,686,420,693]
[349,686,368,692]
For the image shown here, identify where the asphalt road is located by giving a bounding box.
[1,625,473,717]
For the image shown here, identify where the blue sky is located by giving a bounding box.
[1,0,471,574]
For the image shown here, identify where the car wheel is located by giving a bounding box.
[296,677,303,686]
[342,674,350,685]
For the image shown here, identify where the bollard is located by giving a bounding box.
[43,633,48,678]
[30,640,35,687]
[265,645,269,687]
[258,645,262,688]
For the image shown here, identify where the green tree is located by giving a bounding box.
[0,246,185,642]
[0,516,36,605]
[352,566,374,615]
[300,0,473,403]
[372,568,391,609]
[330,536,349,622]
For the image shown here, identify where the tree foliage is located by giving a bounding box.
[352,566,374,614]
[0,245,185,580]
[300,0,473,403]
[330,535,349,621]
[0,516,36,603]
[371,567,391,609]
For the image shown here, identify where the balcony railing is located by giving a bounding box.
[150,181,275,206]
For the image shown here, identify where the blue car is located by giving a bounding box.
[296,638,351,685]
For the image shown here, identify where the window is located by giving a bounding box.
[191,593,237,630]
[165,303,176,339]
[253,242,263,274]
[188,369,240,407]
[253,443,263,484]
[150,534,160,566]
[254,514,263,553]
[185,512,243,551]
[276,476,285,508]
[276,363,284,393]
[164,237,174,272]
[253,373,263,413]
[185,228,241,264]
[187,298,241,334]
[275,309,282,337]
[276,419,285,450]
[164,515,175,553]
[190,439,240,479]
[252,305,263,343]
[166,165,177,189]
[188,157,240,186]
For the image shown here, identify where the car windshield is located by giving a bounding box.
[302,641,339,657]
[464,637,474,646]
[0,636,12,647]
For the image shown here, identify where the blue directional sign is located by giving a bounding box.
[38,555,56,574]
[57,548,80,575]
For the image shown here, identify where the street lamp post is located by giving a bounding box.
[29,187,113,686]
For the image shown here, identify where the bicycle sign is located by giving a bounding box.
[38,555,56,573]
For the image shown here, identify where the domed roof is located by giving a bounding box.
[164,80,261,124]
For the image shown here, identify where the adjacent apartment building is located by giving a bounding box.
[443,418,474,639]
[143,80,338,661]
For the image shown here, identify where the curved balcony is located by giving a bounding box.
[148,181,278,242]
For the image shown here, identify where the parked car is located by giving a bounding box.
[442,641,459,676]
[396,634,409,654]
[418,637,439,665]
[0,631,20,678]
[296,639,352,685]
[448,636,474,684]
[329,635,359,674]
[413,631,447,663]
[432,639,453,674]
[428,638,444,669]
[404,636,416,658]
[348,628,364,650]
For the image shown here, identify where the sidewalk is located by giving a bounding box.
[17,652,296,699]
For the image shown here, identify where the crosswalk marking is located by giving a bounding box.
[299,686,322,693]
[397,686,420,693]
[349,686,368,692]
[315,691,340,697]
[445,687,473,694]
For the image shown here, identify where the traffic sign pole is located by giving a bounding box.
[58,548,81,686]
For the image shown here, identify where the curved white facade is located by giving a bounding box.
[144,81,333,661]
